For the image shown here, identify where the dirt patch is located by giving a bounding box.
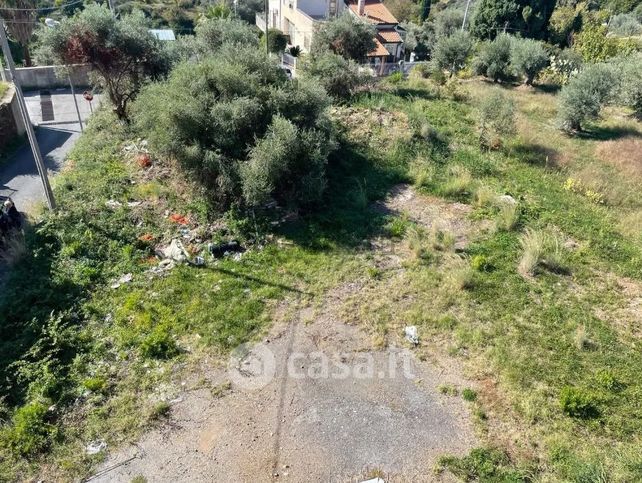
[90,185,478,482]
[375,184,490,250]
[594,136,642,178]
[329,107,412,150]
[594,274,642,340]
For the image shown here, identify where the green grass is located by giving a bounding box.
[1,76,642,481]
[0,82,8,99]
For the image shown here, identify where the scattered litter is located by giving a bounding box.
[85,440,107,455]
[361,478,385,483]
[497,194,517,205]
[169,214,189,225]
[157,239,189,263]
[404,325,419,345]
[127,201,143,208]
[208,240,245,258]
[105,199,122,210]
[111,273,133,289]
[138,233,155,243]
[192,256,205,266]
[136,153,152,168]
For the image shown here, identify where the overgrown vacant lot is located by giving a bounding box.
[1,75,642,481]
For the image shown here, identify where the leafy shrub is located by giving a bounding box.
[609,13,642,36]
[559,386,599,418]
[311,12,376,61]
[134,46,334,209]
[557,63,617,132]
[0,402,57,456]
[192,17,259,54]
[473,34,512,82]
[140,324,178,359]
[478,90,515,149]
[574,22,637,63]
[439,447,523,481]
[82,377,106,392]
[434,9,465,38]
[241,116,329,207]
[262,28,288,54]
[433,31,473,76]
[387,71,404,84]
[541,48,582,85]
[612,53,642,119]
[301,51,369,100]
[510,38,548,85]
[472,255,492,272]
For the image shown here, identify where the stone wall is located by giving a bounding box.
[0,85,26,152]
[2,64,91,91]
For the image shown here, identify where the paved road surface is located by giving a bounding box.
[0,88,98,211]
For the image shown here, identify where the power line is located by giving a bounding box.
[0,0,83,12]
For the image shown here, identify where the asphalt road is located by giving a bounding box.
[0,88,98,212]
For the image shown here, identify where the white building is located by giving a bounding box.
[259,0,404,65]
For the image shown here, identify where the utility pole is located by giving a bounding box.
[68,70,83,132]
[461,0,472,30]
[0,19,56,210]
[265,0,269,55]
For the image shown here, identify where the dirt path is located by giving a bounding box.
[90,186,479,482]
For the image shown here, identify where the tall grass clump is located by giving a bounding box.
[496,201,519,231]
[478,90,516,150]
[518,228,564,276]
[441,165,473,197]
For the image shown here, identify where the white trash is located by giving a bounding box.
[404,325,419,345]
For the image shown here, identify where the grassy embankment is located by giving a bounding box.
[1,74,642,481]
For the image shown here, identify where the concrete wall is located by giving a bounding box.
[0,85,26,152]
[2,64,91,91]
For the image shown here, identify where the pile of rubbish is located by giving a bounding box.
[0,197,22,251]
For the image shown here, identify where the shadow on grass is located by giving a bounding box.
[507,141,559,168]
[210,266,312,295]
[577,125,642,141]
[392,87,440,101]
[0,228,84,406]
[276,140,408,249]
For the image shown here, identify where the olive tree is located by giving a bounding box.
[510,37,548,85]
[473,33,512,82]
[133,46,335,209]
[311,12,376,62]
[433,30,473,76]
[300,51,369,100]
[558,63,617,132]
[38,5,170,120]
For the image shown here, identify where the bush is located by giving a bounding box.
[193,17,259,54]
[559,386,599,418]
[473,34,512,82]
[262,28,288,54]
[134,46,335,209]
[609,13,642,36]
[510,38,548,85]
[612,53,642,119]
[301,51,369,100]
[557,63,617,132]
[433,31,473,76]
[434,9,465,38]
[0,402,57,456]
[542,48,582,85]
[140,324,178,359]
[478,90,515,149]
[574,22,637,63]
[311,12,376,61]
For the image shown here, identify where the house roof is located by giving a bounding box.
[378,29,402,43]
[347,0,398,25]
[367,38,390,57]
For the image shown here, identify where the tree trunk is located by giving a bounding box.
[23,44,32,67]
